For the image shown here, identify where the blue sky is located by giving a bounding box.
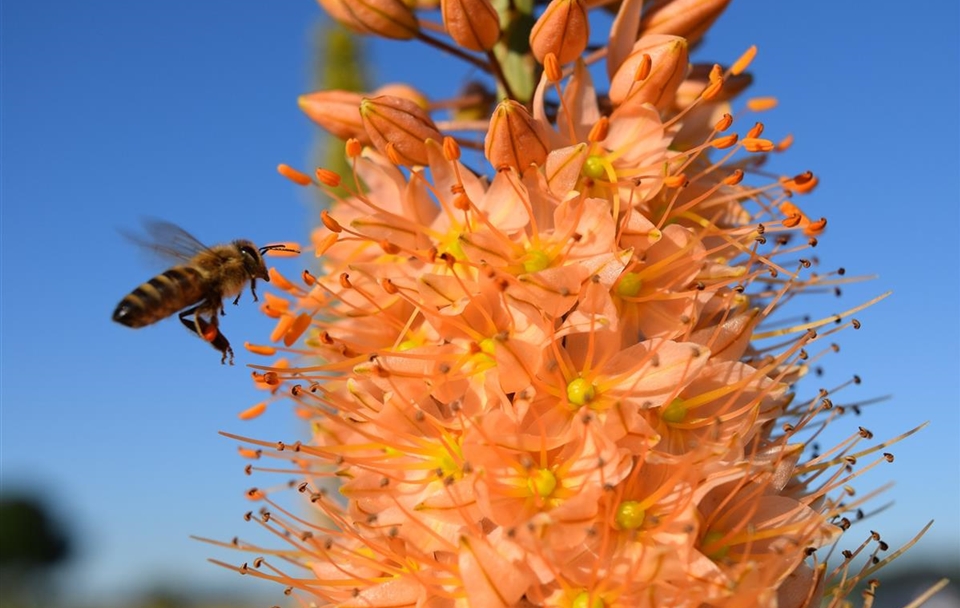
[2,0,958,604]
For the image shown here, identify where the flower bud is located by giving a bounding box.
[609,35,689,112]
[441,0,501,52]
[373,83,430,109]
[484,99,550,171]
[529,0,589,65]
[298,90,370,144]
[317,0,420,40]
[360,95,443,167]
[639,0,731,46]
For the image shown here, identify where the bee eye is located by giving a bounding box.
[239,245,259,260]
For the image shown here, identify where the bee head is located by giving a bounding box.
[235,240,270,281]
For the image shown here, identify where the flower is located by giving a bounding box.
[215,2,921,606]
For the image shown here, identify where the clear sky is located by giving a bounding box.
[2,0,958,604]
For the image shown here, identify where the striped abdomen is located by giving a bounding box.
[113,266,208,328]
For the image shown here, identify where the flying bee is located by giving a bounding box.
[112,220,299,364]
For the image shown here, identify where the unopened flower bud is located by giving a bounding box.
[298,90,370,144]
[360,95,443,167]
[609,35,689,112]
[441,0,501,51]
[640,0,731,46]
[372,83,429,109]
[530,0,589,65]
[484,99,549,171]
[317,0,420,40]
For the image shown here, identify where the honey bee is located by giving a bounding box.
[112,220,298,364]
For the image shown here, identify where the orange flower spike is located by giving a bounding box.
[529,0,589,65]
[609,35,689,112]
[484,99,550,171]
[316,0,419,40]
[640,0,732,45]
[297,90,370,143]
[360,95,443,167]
[441,0,501,52]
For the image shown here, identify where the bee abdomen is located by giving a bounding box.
[113,266,206,328]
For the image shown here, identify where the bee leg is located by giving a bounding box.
[250,278,259,303]
[179,307,234,365]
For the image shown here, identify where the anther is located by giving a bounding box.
[315,167,341,187]
[321,210,343,233]
[277,164,313,186]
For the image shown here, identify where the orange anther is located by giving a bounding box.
[711,133,738,149]
[270,315,294,343]
[321,210,343,233]
[714,113,733,132]
[380,239,400,255]
[316,232,339,256]
[747,97,778,112]
[731,46,757,75]
[268,267,297,291]
[345,138,363,158]
[443,136,461,161]
[315,168,342,187]
[244,342,278,356]
[277,164,313,186]
[746,122,764,139]
[239,402,268,421]
[543,52,562,82]
[723,169,744,186]
[284,313,313,346]
[588,117,609,143]
[664,174,688,188]
[743,137,775,152]
[635,53,652,81]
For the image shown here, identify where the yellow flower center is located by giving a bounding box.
[522,248,551,273]
[582,155,607,180]
[614,500,645,530]
[572,591,605,608]
[526,467,557,498]
[566,378,596,407]
[662,397,687,424]
[616,272,643,297]
[702,530,730,561]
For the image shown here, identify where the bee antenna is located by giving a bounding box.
[259,243,301,255]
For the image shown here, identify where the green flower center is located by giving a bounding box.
[566,378,596,407]
[615,500,645,530]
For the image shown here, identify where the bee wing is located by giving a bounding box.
[121,219,213,264]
